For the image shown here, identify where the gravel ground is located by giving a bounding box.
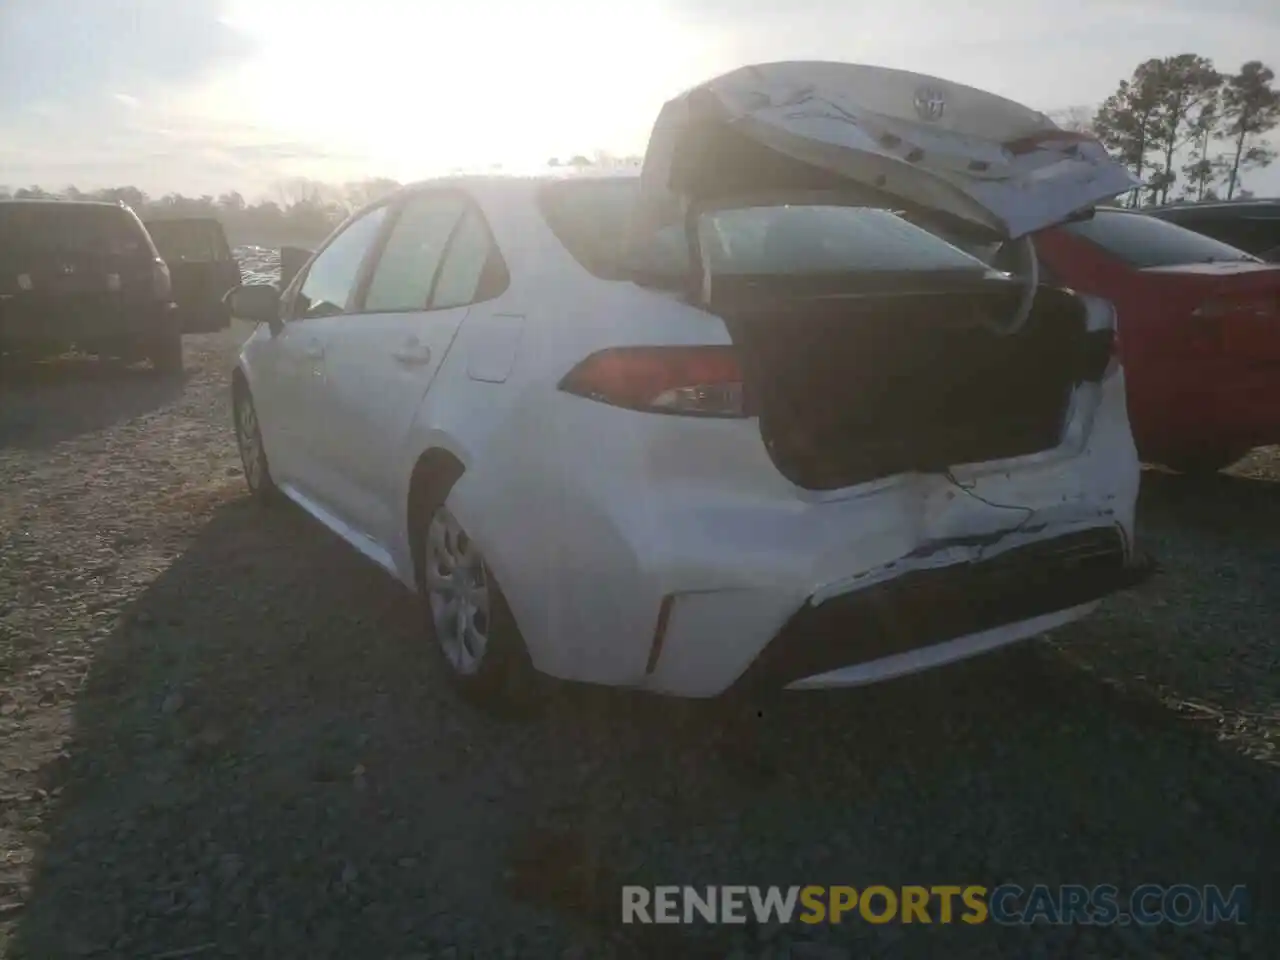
[0,327,1277,959]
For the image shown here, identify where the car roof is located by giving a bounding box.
[401,165,641,193]
[0,198,126,209]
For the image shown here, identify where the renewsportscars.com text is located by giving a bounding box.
[621,884,1249,926]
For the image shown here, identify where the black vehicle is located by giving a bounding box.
[0,199,184,373]
[142,216,242,333]
[1145,199,1280,262]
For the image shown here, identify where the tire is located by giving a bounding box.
[147,333,184,376]
[232,380,279,503]
[416,499,538,715]
[1159,449,1244,476]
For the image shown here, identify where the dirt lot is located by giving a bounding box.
[0,328,1277,959]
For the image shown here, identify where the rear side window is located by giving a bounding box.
[1061,211,1260,267]
[431,208,508,309]
[0,203,148,258]
[363,193,467,312]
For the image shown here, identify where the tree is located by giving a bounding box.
[1145,54,1222,204]
[1220,60,1280,199]
[1180,97,1226,201]
[93,186,149,209]
[217,191,247,213]
[1093,60,1165,207]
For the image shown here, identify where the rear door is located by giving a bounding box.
[315,189,509,544]
[143,217,242,332]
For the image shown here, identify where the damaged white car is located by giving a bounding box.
[228,61,1151,705]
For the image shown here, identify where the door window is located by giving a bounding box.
[291,205,389,319]
[431,208,507,309]
[362,193,467,312]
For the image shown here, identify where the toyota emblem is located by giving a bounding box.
[914,85,947,122]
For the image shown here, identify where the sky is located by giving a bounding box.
[1,0,1279,200]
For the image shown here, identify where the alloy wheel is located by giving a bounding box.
[235,391,265,491]
[424,507,491,676]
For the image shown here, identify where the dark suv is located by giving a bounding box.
[0,199,184,373]
[1145,199,1280,262]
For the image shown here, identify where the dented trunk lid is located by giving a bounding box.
[632,61,1140,249]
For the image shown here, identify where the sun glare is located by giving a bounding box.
[217,0,708,182]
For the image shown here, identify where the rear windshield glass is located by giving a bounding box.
[539,179,991,281]
[0,203,148,258]
[1061,210,1260,267]
[145,219,229,263]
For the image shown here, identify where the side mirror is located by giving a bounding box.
[225,283,283,332]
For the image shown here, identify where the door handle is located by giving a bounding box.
[302,338,325,360]
[392,340,432,366]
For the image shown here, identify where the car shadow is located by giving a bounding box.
[0,357,185,450]
[10,491,1279,958]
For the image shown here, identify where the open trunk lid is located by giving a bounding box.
[627,63,1131,492]
[632,61,1139,247]
[143,217,241,333]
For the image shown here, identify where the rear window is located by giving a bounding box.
[539,179,991,281]
[1061,210,1260,268]
[0,203,148,258]
[145,219,230,263]
[694,205,989,275]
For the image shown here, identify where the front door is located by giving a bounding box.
[261,203,391,503]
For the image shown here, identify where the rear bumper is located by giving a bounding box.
[0,297,178,348]
[732,529,1153,694]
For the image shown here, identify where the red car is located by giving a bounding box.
[1033,208,1280,474]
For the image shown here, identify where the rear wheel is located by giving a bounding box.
[418,502,537,715]
[232,381,278,502]
[146,333,184,376]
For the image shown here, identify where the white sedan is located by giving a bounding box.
[228,61,1150,707]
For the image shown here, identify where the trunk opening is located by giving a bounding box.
[716,278,1110,490]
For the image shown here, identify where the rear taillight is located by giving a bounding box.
[151,258,172,300]
[558,346,746,417]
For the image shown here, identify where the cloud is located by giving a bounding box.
[0,0,252,115]
[0,101,371,198]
